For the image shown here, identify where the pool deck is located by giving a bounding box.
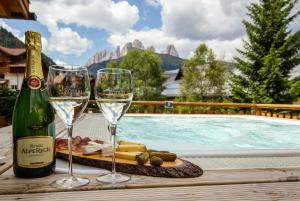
[1,114,300,200]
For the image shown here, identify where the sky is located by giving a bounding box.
[0,0,300,65]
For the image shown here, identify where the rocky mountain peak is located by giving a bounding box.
[84,49,113,67]
[120,42,133,57]
[132,39,144,50]
[85,40,181,67]
[161,44,179,57]
[114,45,120,59]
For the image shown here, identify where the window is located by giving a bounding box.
[11,85,18,90]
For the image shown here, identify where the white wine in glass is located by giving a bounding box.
[47,65,90,189]
[95,68,133,183]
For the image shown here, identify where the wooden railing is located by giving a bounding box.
[87,100,300,119]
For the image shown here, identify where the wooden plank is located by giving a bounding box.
[0,0,35,20]
[257,104,300,110]
[0,166,300,195]
[91,100,300,111]
[56,150,203,178]
[1,182,300,201]
[0,150,12,175]
[0,2,8,17]
[17,0,29,19]
[0,126,13,175]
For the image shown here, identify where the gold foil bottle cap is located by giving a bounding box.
[24,31,44,80]
[25,31,41,51]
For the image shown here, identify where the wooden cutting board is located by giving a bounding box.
[56,149,203,178]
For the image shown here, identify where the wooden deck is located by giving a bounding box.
[1,114,300,200]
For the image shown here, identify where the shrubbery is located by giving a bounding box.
[0,89,17,119]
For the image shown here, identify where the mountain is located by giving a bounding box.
[0,27,55,67]
[84,49,114,67]
[88,52,185,76]
[84,39,181,68]
[86,39,184,76]
[161,44,179,57]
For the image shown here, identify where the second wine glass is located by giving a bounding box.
[95,68,133,183]
[47,65,90,189]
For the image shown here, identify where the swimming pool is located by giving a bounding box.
[118,115,300,156]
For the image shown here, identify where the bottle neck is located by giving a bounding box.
[25,48,44,80]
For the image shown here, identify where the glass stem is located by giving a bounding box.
[109,124,117,175]
[67,125,74,178]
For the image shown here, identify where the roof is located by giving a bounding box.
[0,46,26,57]
[0,80,8,84]
[0,0,36,20]
[9,60,25,68]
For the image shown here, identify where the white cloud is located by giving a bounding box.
[108,0,300,61]
[158,0,252,41]
[54,59,66,65]
[47,27,92,56]
[0,19,22,40]
[107,0,252,60]
[206,37,244,61]
[31,0,139,33]
[146,0,160,8]
[41,37,48,52]
[30,0,140,56]
[108,28,242,60]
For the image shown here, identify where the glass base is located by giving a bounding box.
[96,173,131,184]
[51,176,90,189]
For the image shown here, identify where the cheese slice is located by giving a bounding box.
[115,152,142,161]
[82,142,106,155]
[117,145,147,152]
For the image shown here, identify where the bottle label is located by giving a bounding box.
[27,76,41,90]
[17,136,54,168]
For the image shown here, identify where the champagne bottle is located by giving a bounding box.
[12,31,56,178]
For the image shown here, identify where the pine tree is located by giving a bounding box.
[289,76,300,98]
[231,0,300,103]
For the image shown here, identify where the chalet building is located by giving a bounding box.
[0,46,26,90]
[162,62,236,99]
[0,45,47,90]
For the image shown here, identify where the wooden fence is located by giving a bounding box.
[87,100,300,119]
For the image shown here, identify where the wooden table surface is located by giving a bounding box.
[1,115,300,200]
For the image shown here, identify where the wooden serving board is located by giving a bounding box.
[56,150,203,178]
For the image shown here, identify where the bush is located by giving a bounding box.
[0,89,18,119]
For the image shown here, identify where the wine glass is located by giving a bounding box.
[47,65,90,189]
[95,68,133,183]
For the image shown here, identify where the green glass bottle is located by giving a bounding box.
[12,31,56,178]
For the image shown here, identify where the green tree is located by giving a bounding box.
[289,76,300,99]
[120,49,166,100]
[0,89,17,119]
[231,0,300,103]
[180,43,228,101]
[105,60,118,68]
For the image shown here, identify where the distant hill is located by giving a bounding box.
[88,53,185,76]
[0,27,55,67]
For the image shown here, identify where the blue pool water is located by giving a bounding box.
[117,116,300,153]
